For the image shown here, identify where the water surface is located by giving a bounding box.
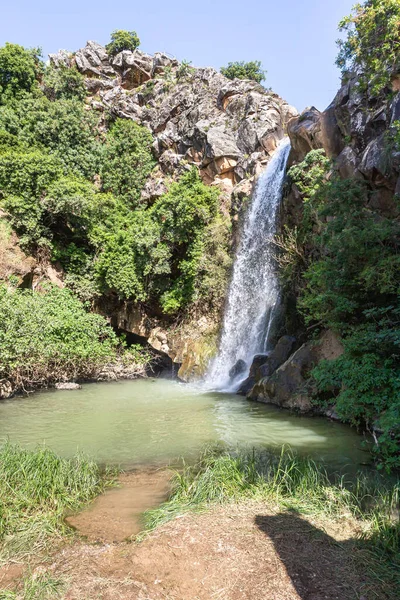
[0,379,367,469]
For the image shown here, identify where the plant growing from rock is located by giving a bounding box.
[336,0,400,95]
[106,29,140,57]
[220,61,266,84]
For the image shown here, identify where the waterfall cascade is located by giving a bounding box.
[205,137,291,391]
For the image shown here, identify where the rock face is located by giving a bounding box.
[237,336,296,395]
[58,41,297,202]
[288,75,400,218]
[248,331,343,412]
[49,41,297,375]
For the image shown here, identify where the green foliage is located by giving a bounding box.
[312,305,400,470]
[95,168,222,314]
[0,95,102,177]
[0,43,42,104]
[0,284,119,390]
[220,60,266,84]
[101,118,155,206]
[176,60,195,81]
[287,150,400,470]
[42,63,86,101]
[0,441,109,562]
[336,0,400,95]
[106,30,140,57]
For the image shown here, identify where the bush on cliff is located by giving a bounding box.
[106,30,140,57]
[0,43,42,104]
[220,61,266,84]
[336,0,400,95]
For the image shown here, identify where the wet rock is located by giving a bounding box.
[248,343,316,412]
[55,382,82,390]
[229,359,247,380]
[258,336,296,379]
[0,379,14,399]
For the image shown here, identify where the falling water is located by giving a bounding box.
[205,137,291,391]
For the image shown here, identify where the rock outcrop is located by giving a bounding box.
[248,331,344,412]
[47,42,298,375]
[288,75,400,218]
[52,42,297,202]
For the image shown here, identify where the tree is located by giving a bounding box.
[220,61,266,84]
[106,30,140,57]
[0,43,42,104]
[336,0,400,95]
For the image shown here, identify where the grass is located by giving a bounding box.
[145,446,400,557]
[0,442,113,564]
[0,572,65,600]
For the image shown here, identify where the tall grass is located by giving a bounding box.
[0,442,110,563]
[0,572,65,600]
[145,447,400,554]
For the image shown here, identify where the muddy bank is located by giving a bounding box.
[66,469,170,543]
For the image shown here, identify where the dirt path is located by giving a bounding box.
[47,503,372,600]
[66,470,170,543]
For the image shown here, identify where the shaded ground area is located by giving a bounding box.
[16,502,389,600]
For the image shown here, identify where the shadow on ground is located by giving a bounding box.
[255,511,398,600]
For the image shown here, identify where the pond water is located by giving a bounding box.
[0,379,368,469]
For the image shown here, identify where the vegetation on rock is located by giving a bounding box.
[106,29,140,56]
[220,60,266,84]
[336,0,400,94]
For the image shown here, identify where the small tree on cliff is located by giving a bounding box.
[336,0,400,95]
[106,30,140,57]
[220,61,266,84]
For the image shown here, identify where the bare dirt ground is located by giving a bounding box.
[1,473,394,600]
[51,505,371,600]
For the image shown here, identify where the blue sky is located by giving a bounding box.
[1,0,355,112]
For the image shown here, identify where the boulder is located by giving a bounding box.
[75,41,114,77]
[237,336,296,395]
[205,128,241,160]
[287,107,324,162]
[49,49,71,68]
[335,146,361,180]
[248,343,316,412]
[229,359,247,380]
[55,382,82,390]
[112,50,153,89]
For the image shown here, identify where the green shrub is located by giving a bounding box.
[285,150,400,470]
[42,63,86,101]
[0,95,102,177]
[336,0,400,95]
[220,61,266,83]
[94,168,222,314]
[0,284,118,390]
[101,118,155,206]
[106,30,140,57]
[0,43,42,104]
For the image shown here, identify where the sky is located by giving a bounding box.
[0,0,356,112]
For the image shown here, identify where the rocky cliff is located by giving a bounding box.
[47,42,297,377]
[247,72,400,416]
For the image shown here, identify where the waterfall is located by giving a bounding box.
[205,137,291,391]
